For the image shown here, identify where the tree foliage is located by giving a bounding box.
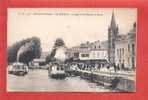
[45,48,56,63]
[54,38,65,48]
[8,37,42,64]
[46,38,65,63]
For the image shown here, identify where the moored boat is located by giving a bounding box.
[8,62,29,76]
[48,44,67,79]
[48,63,66,79]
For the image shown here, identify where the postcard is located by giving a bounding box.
[7,8,137,92]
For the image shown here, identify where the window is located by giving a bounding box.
[120,48,122,58]
[99,45,101,48]
[74,53,79,58]
[81,53,89,57]
[122,48,124,55]
[94,46,96,49]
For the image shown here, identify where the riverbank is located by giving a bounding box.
[66,69,135,92]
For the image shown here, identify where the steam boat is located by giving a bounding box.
[48,46,67,79]
[8,62,29,76]
[49,63,66,79]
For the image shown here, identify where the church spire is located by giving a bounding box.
[110,10,116,30]
[108,10,118,64]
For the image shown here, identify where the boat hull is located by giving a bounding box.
[8,71,28,76]
[49,73,66,79]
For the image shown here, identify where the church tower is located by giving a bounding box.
[108,11,119,65]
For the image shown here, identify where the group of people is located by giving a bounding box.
[48,62,110,72]
[47,61,132,73]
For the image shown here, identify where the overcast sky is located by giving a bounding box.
[8,8,137,51]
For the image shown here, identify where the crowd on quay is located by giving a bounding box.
[47,62,133,73]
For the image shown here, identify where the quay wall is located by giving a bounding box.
[66,70,135,92]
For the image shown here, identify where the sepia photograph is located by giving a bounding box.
[7,8,137,92]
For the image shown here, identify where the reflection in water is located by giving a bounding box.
[7,69,110,92]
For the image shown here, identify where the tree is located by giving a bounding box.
[17,37,41,65]
[8,46,15,63]
[46,38,65,63]
[54,38,65,48]
[8,36,42,65]
[8,39,30,63]
[46,48,56,63]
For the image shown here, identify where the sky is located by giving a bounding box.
[8,8,137,52]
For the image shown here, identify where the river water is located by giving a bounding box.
[7,69,110,92]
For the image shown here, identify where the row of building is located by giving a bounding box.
[32,11,136,70]
[67,11,136,70]
[66,40,108,67]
